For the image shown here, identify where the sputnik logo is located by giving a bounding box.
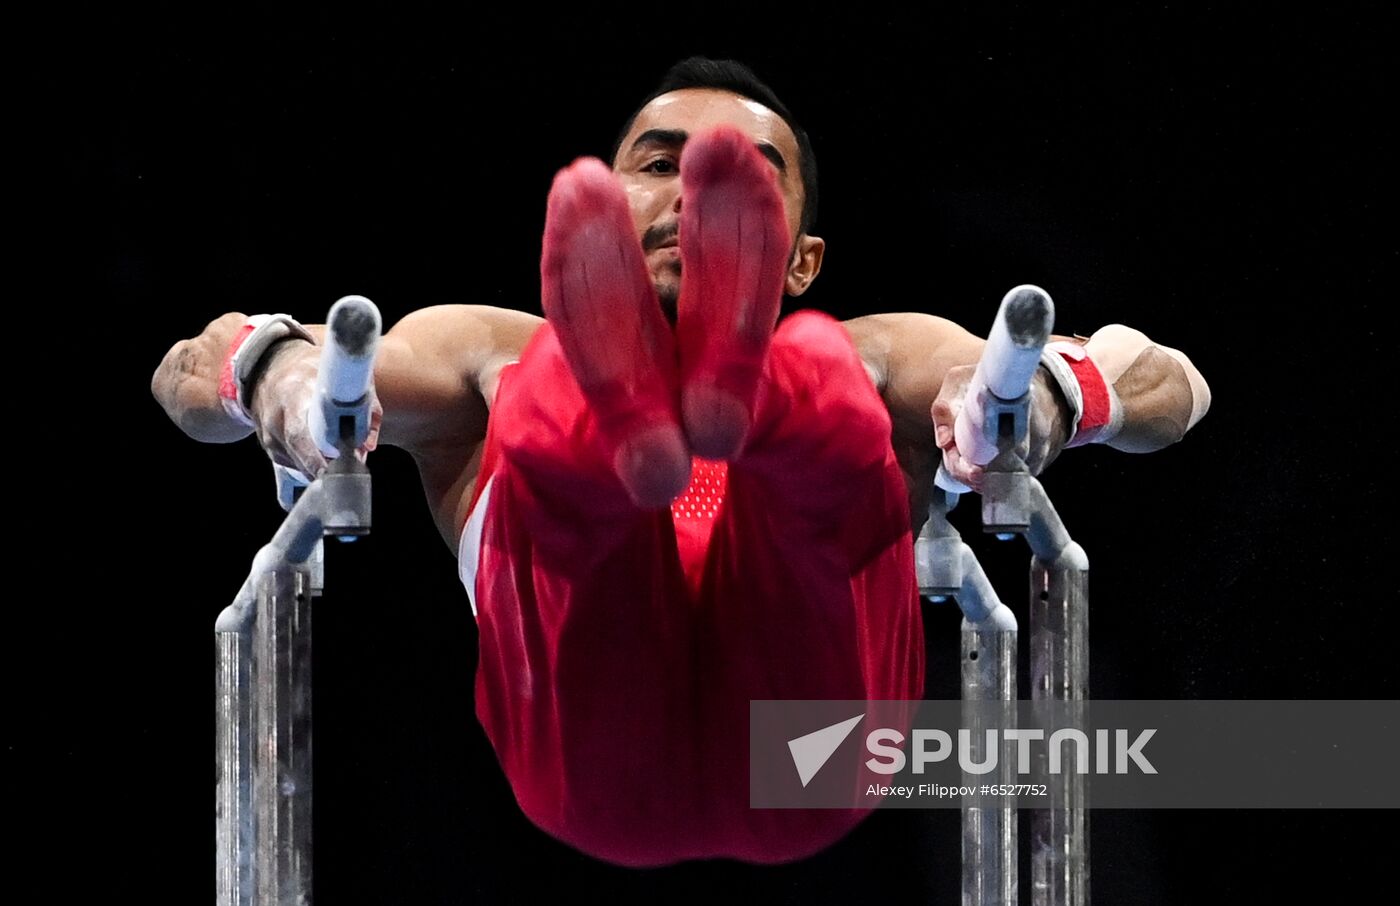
[787,714,865,787]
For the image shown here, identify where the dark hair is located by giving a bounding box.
[609,56,819,235]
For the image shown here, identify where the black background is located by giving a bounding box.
[27,5,1394,903]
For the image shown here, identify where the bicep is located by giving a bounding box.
[373,305,542,453]
[843,312,984,422]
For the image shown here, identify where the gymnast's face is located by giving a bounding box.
[612,88,824,321]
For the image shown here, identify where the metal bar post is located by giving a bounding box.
[925,285,1057,906]
[1025,483,1089,906]
[214,296,380,906]
[252,565,315,906]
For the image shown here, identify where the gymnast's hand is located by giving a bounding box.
[248,340,382,479]
[931,364,1070,492]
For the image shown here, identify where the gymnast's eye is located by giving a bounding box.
[641,157,678,174]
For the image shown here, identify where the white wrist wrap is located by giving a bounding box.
[217,314,316,427]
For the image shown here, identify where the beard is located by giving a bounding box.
[654,259,681,325]
[657,281,679,325]
[642,220,684,324]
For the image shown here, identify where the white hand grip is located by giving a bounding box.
[953,284,1054,467]
[309,295,383,456]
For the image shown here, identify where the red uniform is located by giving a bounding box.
[457,310,923,867]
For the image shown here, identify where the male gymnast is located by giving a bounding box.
[151,57,1210,867]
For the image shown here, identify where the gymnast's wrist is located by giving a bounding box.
[1037,340,1123,450]
[247,337,315,416]
[217,313,317,428]
[1029,366,1073,473]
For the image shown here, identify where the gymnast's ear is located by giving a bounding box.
[785,233,825,297]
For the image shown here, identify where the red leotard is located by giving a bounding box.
[459,310,924,867]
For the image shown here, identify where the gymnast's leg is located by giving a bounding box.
[471,160,704,867]
[671,128,925,862]
[689,311,925,863]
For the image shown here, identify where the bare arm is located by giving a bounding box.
[152,305,543,545]
[362,304,542,455]
[362,305,541,543]
[843,312,1210,507]
[152,304,541,454]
